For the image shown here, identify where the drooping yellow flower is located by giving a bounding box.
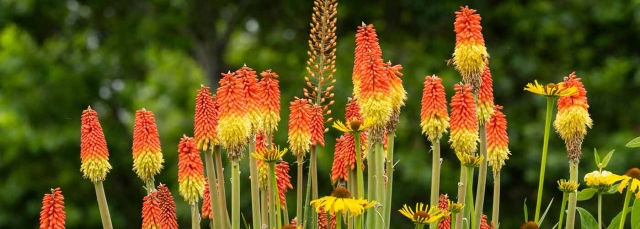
[332,118,372,134]
[557,179,580,193]
[252,146,287,163]
[310,186,375,217]
[524,80,578,97]
[399,202,450,225]
[584,170,616,190]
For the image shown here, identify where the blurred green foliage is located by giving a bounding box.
[1,0,640,228]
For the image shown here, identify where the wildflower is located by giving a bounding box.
[452,6,489,91]
[330,134,365,184]
[276,161,293,209]
[202,178,213,219]
[553,72,593,162]
[258,70,282,133]
[177,135,205,203]
[333,119,372,134]
[142,191,162,229]
[456,152,483,167]
[217,71,251,160]
[255,131,270,189]
[487,105,510,174]
[449,84,479,155]
[480,214,491,229]
[520,221,539,229]
[132,109,164,182]
[399,203,450,225]
[386,61,407,133]
[156,184,178,229]
[345,98,369,153]
[523,80,578,97]
[420,75,450,142]
[558,179,580,193]
[584,170,616,190]
[80,107,112,182]
[288,97,312,157]
[310,104,326,146]
[310,186,376,216]
[252,146,287,163]
[477,63,494,124]
[449,202,464,214]
[40,188,65,229]
[194,85,219,150]
[236,65,262,134]
[437,194,451,229]
[317,207,337,229]
[606,168,640,198]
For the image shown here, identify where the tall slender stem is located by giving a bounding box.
[474,125,488,229]
[596,193,602,229]
[336,213,343,229]
[535,97,555,222]
[354,133,364,229]
[231,160,241,229]
[297,156,304,226]
[558,193,568,229]
[261,190,268,228]
[191,201,201,229]
[366,143,376,229]
[454,165,467,229]
[269,163,281,229]
[348,170,356,229]
[93,181,113,229]
[491,172,501,229]
[214,146,230,229]
[618,185,633,229]
[248,139,261,229]
[374,142,385,227]
[145,178,156,195]
[310,146,319,229]
[384,133,396,229]
[565,162,579,229]
[205,149,222,229]
[451,210,457,229]
[466,166,475,229]
[303,166,313,229]
[430,140,441,229]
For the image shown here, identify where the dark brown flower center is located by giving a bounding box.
[281,225,296,229]
[331,186,351,198]
[520,221,539,229]
[349,120,362,131]
[413,211,430,220]
[625,168,640,180]
[544,83,558,94]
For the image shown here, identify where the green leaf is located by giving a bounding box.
[594,148,601,168]
[626,136,640,148]
[524,198,529,222]
[601,149,615,169]
[632,198,640,229]
[538,198,554,226]
[606,183,621,195]
[577,207,598,229]
[577,188,599,201]
[607,207,632,229]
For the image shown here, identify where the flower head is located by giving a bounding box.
[524,80,577,97]
[330,134,365,184]
[449,202,464,213]
[345,98,369,153]
[40,188,66,229]
[557,179,580,193]
[258,70,282,133]
[156,184,178,229]
[217,71,251,160]
[252,145,287,163]
[487,105,510,174]
[201,178,213,219]
[194,85,219,150]
[420,75,450,142]
[452,6,489,91]
[317,206,337,229]
[437,194,451,229]
[80,107,112,182]
[457,152,483,167]
[288,97,312,157]
[520,221,539,229]
[584,170,615,190]
[310,186,375,216]
[333,119,372,134]
[236,65,262,134]
[553,72,593,162]
[449,84,479,155]
[477,63,494,124]
[310,104,326,146]
[386,62,407,133]
[255,131,270,189]
[177,135,205,203]
[132,109,164,182]
[606,168,640,198]
[142,191,162,229]
[276,161,293,209]
[399,203,450,225]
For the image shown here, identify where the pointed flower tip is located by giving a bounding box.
[132,109,164,182]
[40,187,66,229]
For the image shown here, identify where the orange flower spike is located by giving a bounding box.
[217,71,251,160]
[438,194,451,229]
[420,75,450,142]
[554,72,592,162]
[156,184,178,229]
[452,6,489,91]
[288,97,312,157]
[258,70,282,133]
[310,104,326,146]
[194,85,219,150]
[386,62,407,112]
[345,98,368,153]
[236,65,263,134]
[80,107,112,182]
[477,63,495,124]
[487,105,510,174]
[201,178,213,219]
[177,135,205,203]
[330,136,347,184]
[276,161,293,209]
[132,109,164,182]
[354,23,393,131]
[480,214,491,229]
[449,84,479,154]
[141,192,162,229]
[39,188,66,229]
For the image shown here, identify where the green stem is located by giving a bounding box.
[385,133,395,229]
[374,142,385,228]
[451,210,457,229]
[249,139,261,229]
[336,213,343,229]
[454,165,467,229]
[145,178,156,195]
[366,142,376,229]
[269,163,281,229]
[416,223,425,229]
[191,201,201,229]
[355,133,364,199]
[261,189,268,228]
[535,97,555,223]
[297,156,304,226]
[348,170,356,229]
[93,181,113,229]
[598,193,602,229]
[558,192,568,229]
[311,146,319,229]
[231,160,241,229]
[430,140,441,229]
[619,184,633,229]
[205,149,222,229]
[491,172,500,229]
[215,146,230,229]
[565,162,579,229]
[474,125,488,229]
[284,206,290,225]
[466,166,475,229]
[303,165,313,229]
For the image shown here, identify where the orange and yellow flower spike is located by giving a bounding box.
[80,107,112,182]
[217,71,251,160]
[201,178,213,219]
[177,135,205,204]
[310,104,326,146]
[156,184,178,229]
[258,70,281,134]
[452,6,489,91]
[386,61,407,133]
[276,161,293,209]
[132,109,164,182]
[420,75,450,142]
[194,85,219,150]
[477,63,495,124]
[288,97,312,157]
[331,135,348,184]
[236,65,262,135]
[40,187,66,229]
[141,191,162,229]
[554,72,593,162]
[449,84,479,155]
[486,105,510,174]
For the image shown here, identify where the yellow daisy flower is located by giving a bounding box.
[524,80,578,97]
[606,168,640,198]
[310,186,375,217]
[557,179,579,193]
[584,170,616,190]
[251,146,287,163]
[398,202,450,225]
[332,118,373,134]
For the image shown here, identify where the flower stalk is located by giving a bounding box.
[384,133,396,229]
[558,192,568,229]
[94,181,113,229]
[618,183,633,229]
[231,160,241,229]
[465,166,475,229]
[565,162,579,229]
[205,149,223,229]
[191,201,200,229]
[375,141,386,227]
[297,156,304,226]
[455,165,467,229]
[249,138,261,229]
[366,144,376,229]
[269,162,282,229]
[474,124,488,229]
[491,172,501,229]
[598,193,602,229]
[214,146,230,228]
[534,97,555,222]
[430,140,441,229]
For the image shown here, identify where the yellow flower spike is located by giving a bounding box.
[398,203,450,225]
[524,80,578,97]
